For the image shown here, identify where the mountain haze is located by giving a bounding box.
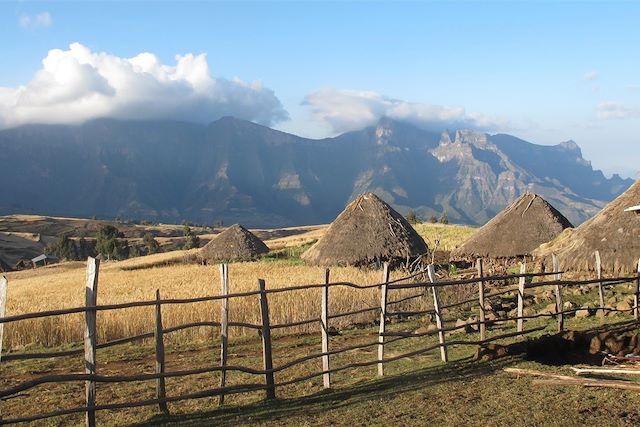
[0,117,632,227]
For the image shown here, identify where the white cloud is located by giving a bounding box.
[0,43,288,129]
[583,70,599,81]
[302,88,509,134]
[596,101,639,120]
[19,12,52,29]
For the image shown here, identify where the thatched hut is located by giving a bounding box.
[301,192,428,267]
[534,180,640,274]
[451,193,573,260]
[199,224,269,263]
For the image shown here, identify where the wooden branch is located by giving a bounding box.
[552,254,563,332]
[571,367,640,376]
[595,250,605,309]
[428,264,447,362]
[533,378,640,392]
[378,263,390,376]
[0,276,7,363]
[154,290,169,415]
[219,263,229,406]
[321,268,330,388]
[258,279,275,400]
[477,259,486,341]
[517,262,526,333]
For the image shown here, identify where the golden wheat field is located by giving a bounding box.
[1,223,476,351]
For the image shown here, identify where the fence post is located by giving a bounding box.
[0,276,7,363]
[218,263,229,405]
[84,257,99,427]
[154,289,169,415]
[476,259,486,341]
[377,262,390,376]
[428,264,448,362]
[595,251,605,309]
[635,259,640,320]
[257,279,275,399]
[552,254,563,332]
[517,262,526,332]
[321,268,331,388]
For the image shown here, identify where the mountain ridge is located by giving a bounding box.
[0,116,633,228]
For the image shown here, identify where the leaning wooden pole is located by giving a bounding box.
[428,264,448,362]
[595,251,605,309]
[257,279,275,399]
[84,257,100,427]
[635,259,640,320]
[377,262,390,376]
[552,254,563,332]
[476,259,486,341]
[517,262,526,333]
[154,289,169,415]
[321,268,331,388]
[0,276,7,364]
[218,263,229,405]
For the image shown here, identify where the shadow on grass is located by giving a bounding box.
[133,355,522,426]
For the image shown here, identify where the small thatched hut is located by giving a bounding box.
[534,180,640,274]
[301,192,428,266]
[451,193,573,260]
[199,224,269,263]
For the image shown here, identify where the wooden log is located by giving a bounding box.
[84,257,99,427]
[552,254,563,332]
[517,263,526,332]
[595,251,605,309]
[257,279,275,399]
[476,259,486,341]
[428,264,448,362]
[377,263,390,376]
[571,366,640,376]
[321,268,330,388]
[218,263,229,405]
[504,367,577,381]
[635,259,640,320]
[0,276,7,363]
[154,290,169,415]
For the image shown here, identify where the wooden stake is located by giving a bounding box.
[595,251,605,309]
[428,264,448,362]
[218,264,229,405]
[635,259,640,320]
[552,254,563,332]
[377,263,390,376]
[154,289,169,415]
[84,257,99,427]
[257,279,275,399]
[517,262,526,332]
[476,259,486,341]
[0,276,7,364]
[321,269,331,388]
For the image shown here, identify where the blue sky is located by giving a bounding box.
[1,1,639,177]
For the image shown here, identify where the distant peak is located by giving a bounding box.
[559,140,580,151]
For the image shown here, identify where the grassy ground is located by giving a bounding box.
[2,313,640,426]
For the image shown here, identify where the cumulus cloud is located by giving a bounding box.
[596,101,639,120]
[302,88,509,134]
[0,43,288,128]
[19,12,52,29]
[583,70,599,81]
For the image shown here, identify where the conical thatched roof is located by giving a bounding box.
[301,192,428,266]
[534,180,640,274]
[451,193,573,260]
[199,224,269,263]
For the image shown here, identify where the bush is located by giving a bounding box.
[95,225,129,260]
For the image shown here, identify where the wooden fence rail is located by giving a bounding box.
[1,255,640,426]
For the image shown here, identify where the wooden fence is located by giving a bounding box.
[0,255,639,425]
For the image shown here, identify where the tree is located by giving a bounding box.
[45,234,78,260]
[405,209,419,224]
[439,212,449,225]
[143,233,161,254]
[95,225,129,260]
[182,225,201,250]
[428,215,438,224]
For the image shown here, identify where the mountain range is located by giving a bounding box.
[0,116,633,228]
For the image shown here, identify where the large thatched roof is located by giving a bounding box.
[451,193,573,260]
[301,192,428,266]
[534,180,640,274]
[199,224,269,263]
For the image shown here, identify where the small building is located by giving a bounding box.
[31,254,59,268]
